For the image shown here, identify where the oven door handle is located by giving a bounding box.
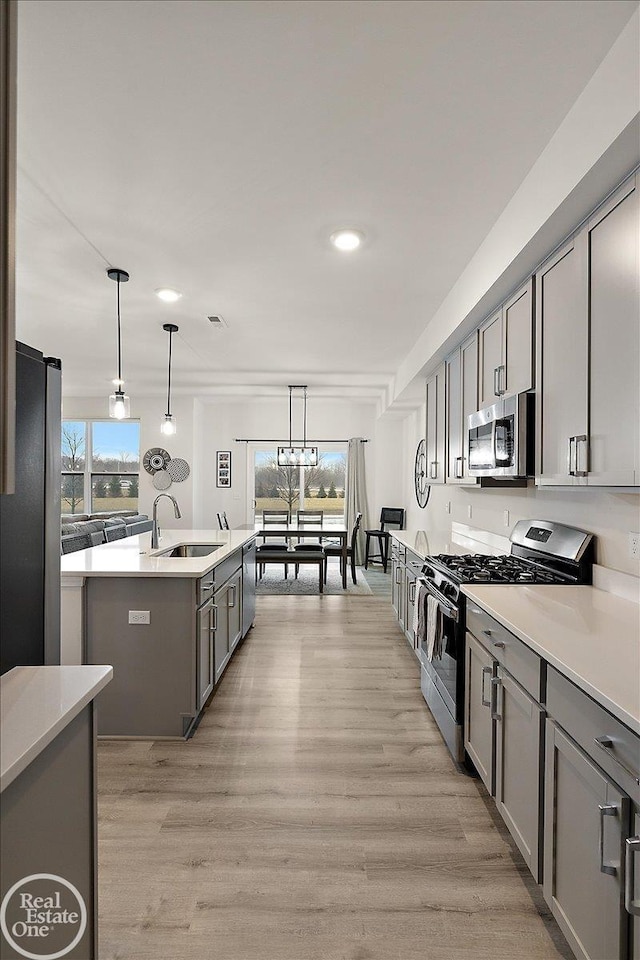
[418,578,459,622]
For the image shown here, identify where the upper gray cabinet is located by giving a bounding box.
[588,177,639,486]
[478,279,534,408]
[0,0,17,494]
[446,332,478,484]
[536,173,639,487]
[425,362,446,484]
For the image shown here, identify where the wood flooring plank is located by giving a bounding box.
[97,594,572,960]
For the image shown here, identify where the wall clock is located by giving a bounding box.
[414,438,430,508]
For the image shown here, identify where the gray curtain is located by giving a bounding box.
[345,438,370,563]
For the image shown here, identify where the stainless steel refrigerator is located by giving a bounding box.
[0,342,61,673]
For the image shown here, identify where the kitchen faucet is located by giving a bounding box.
[151,494,182,549]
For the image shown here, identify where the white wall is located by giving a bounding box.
[62,395,197,529]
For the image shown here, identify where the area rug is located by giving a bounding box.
[256,562,372,595]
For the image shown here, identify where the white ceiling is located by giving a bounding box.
[15,0,638,402]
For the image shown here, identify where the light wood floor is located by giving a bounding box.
[97,595,572,960]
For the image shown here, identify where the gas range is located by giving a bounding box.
[418,520,595,765]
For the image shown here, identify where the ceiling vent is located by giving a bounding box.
[208,315,227,328]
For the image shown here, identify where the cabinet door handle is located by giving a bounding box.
[395,567,402,585]
[568,436,576,476]
[229,584,237,608]
[594,736,640,785]
[430,460,438,479]
[481,666,492,707]
[409,581,416,603]
[598,804,618,876]
[490,677,501,720]
[455,456,464,479]
[493,367,499,397]
[498,364,506,396]
[210,604,218,632]
[625,837,640,916]
[575,434,589,477]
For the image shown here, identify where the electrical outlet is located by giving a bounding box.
[128,610,150,625]
[445,501,451,514]
[467,505,472,519]
[504,510,510,528]
[629,533,640,561]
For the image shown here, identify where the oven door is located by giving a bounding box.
[418,580,462,721]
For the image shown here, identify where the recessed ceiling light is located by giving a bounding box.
[155,288,182,303]
[330,229,364,252]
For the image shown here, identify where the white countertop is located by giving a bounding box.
[60,528,255,578]
[1,665,113,792]
[462,584,640,735]
[392,526,504,561]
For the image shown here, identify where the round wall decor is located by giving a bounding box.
[167,457,190,482]
[143,447,170,475]
[152,469,172,490]
[414,438,430,508]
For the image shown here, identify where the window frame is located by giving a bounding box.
[61,419,141,516]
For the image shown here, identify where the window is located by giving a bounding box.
[254,447,346,527]
[61,420,140,516]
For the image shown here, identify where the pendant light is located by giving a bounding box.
[107,267,131,419]
[161,323,178,435]
[277,385,318,467]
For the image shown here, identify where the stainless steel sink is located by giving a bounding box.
[155,543,224,558]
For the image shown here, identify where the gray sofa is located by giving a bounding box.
[61,513,153,554]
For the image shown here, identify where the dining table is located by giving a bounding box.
[255,524,349,589]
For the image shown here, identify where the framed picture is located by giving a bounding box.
[216,451,231,488]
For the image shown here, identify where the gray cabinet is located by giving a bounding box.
[535,235,589,485]
[479,279,534,408]
[196,596,215,709]
[463,630,494,792]
[588,177,639,486]
[494,665,543,880]
[242,537,256,637]
[446,332,479,484]
[391,553,405,624]
[402,549,422,656]
[629,808,640,958]
[464,604,543,881]
[536,173,639,487]
[0,0,17,494]
[544,721,627,960]
[425,362,446,484]
[213,564,242,683]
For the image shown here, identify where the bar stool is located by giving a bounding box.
[364,508,405,573]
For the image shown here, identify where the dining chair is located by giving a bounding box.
[256,509,290,578]
[364,507,405,573]
[324,512,362,585]
[293,509,325,577]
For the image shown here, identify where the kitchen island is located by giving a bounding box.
[60,530,256,738]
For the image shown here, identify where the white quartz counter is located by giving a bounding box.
[60,528,255,578]
[0,665,113,792]
[392,525,506,561]
[462,584,640,735]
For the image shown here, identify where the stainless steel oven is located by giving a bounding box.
[467,392,533,478]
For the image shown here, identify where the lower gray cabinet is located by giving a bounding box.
[464,630,494,792]
[629,808,640,958]
[391,554,405,623]
[494,666,543,880]
[214,565,242,683]
[544,720,627,960]
[196,596,215,709]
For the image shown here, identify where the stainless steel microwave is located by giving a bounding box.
[467,392,533,478]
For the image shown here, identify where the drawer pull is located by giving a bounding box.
[594,736,640,786]
[625,836,640,917]
[598,804,618,876]
[492,640,506,649]
[201,581,214,591]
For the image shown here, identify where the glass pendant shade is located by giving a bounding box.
[107,267,130,419]
[277,386,317,467]
[109,390,130,420]
[160,414,176,436]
